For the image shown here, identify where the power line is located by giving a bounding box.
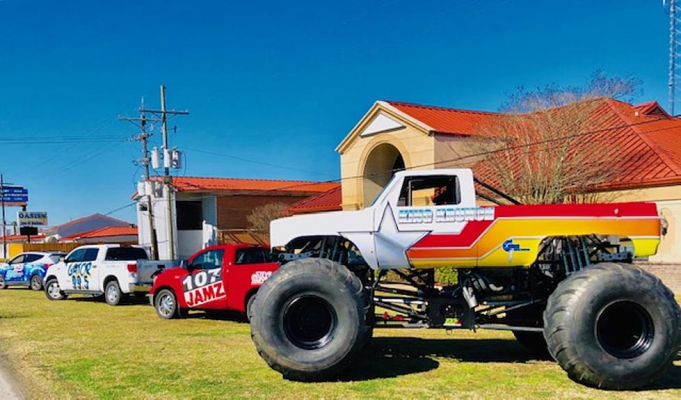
[182,147,335,177]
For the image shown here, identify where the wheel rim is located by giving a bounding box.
[283,295,337,350]
[596,300,655,359]
[158,293,175,317]
[31,276,41,290]
[107,285,119,303]
[47,281,61,298]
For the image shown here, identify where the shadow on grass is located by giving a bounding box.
[71,295,150,307]
[185,309,247,322]
[341,337,681,389]
[340,337,543,381]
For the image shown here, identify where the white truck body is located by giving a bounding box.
[270,169,478,270]
[44,244,177,295]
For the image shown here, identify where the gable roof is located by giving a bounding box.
[386,101,503,136]
[288,185,342,214]
[466,98,681,191]
[43,213,131,237]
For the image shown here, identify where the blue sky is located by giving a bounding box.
[0,0,672,226]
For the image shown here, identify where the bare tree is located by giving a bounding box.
[246,202,290,236]
[472,72,641,204]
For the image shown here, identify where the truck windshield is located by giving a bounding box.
[105,247,149,261]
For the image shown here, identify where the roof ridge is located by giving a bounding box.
[170,176,334,184]
[385,100,501,116]
[605,99,681,175]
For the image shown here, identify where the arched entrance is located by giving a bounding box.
[362,143,405,206]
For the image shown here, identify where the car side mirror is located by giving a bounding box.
[59,256,66,263]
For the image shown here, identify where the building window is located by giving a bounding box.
[177,201,203,230]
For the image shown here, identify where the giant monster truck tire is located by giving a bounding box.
[250,258,371,382]
[544,263,681,390]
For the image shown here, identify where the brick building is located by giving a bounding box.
[134,176,338,259]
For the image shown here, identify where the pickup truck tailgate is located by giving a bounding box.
[137,260,180,285]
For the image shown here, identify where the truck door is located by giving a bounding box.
[182,248,226,310]
[225,247,273,311]
[62,248,86,291]
[80,248,101,292]
[374,174,471,269]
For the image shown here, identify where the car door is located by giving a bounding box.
[63,248,86,291]
[182,248,226,310]
[374,174,475,269]
[80,248,100,292]
[5,254,27,283]
[21,253,44,282]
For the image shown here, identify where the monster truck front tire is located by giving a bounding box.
[544,263,681,390]
[250,258,370,381]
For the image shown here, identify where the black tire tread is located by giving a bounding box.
[250,258,370,382]
[544,263,681,390]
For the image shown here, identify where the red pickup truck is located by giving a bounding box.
[149,244,279,319]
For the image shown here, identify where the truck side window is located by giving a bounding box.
[235,248,267,265]
[65,249,86,263]
[397,176,461,207]
[189,249,224,270]
[82,249,99,262]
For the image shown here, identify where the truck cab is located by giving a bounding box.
[150,244,279,319]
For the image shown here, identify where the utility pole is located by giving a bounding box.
[1,174,6,259]
[139,86,189,260]
[119,98,161,260]
[671,0,676,115]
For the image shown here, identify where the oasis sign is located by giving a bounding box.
[17,211,48,227]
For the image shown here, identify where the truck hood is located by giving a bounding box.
[270,208,374,248]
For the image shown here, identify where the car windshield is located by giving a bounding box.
[105,247,148,261]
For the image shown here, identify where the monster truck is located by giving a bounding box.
[250,169,681,390]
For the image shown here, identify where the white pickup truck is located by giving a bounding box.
[44,244,177,305]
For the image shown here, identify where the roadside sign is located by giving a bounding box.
[17,211,48,227]
[1,195,28,203]
[1,187,28,195]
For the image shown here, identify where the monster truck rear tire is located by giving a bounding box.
[250,258,371,382]
[544,263,681,390]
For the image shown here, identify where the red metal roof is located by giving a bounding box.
[387,101,503,136]
[0,234,45,242]
[288,185,342,214]
[388,99,681,190]
[155,176,338,194]
[62,226,138,241]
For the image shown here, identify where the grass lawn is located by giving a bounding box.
[0,289,680,399]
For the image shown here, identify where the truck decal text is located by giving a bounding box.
[251,271,272,285]
[182,269,226,307]
[67,262,92,290]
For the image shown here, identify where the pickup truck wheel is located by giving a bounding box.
[544,263,681,390]
[154,289,180,319]
[104,280,123,306]
[44,278,67,300]
[250,258,370,382]
[30,275,43,291]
